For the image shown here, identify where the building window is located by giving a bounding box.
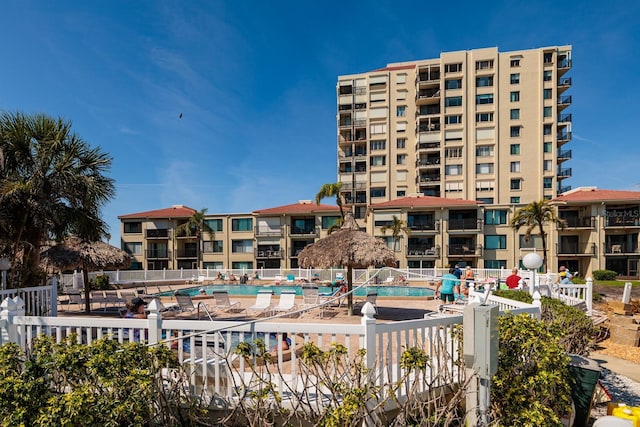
[445,63,463,73]
[397,190,406,197]
[232,218,253,232]
[203,240,223,253]
[445,165,463,176]
[510,179,521,190]
[510,196,521,204]
[397,106,406,117]
[544,52,553,64]
[124,242,142,255]
[476,76,494,87]
[321,216,341,229]
[510,91,520,102]
[544,160,553,171]
[476,112,494,122]
[510,73,520,84]
[544,142,552,153]
[477,197,494,204]
[396,138,406,149]
[544,124,552,135]
[510,59,520,67]
[205,219,223,231]
[370,140,386,150]
[475,60,494,70]
[543,177,553,189]
[485,260,507,269]
[396,73,406,84]
[510,161,520,172]
[485,235,506,250]
[543,106,553,117]
[445,147,463,158]
[445,96,463,107]
[396,154,406,165]
[476,94,494,105]
[544,70,553,81]
[370,155,386,166]
[396,122,407,133]
[476,180,495,191]
[485,209,507,225]
[510,126,521,137]
[123,222,142,233]
[476,146,494,157]
[445,182,463,192]
[510,109,520,120]
[445,115,463,124]
[476,163,494,174]
[370,187,386,198]
[445,79,462,89]
[510,144,520,155]
[231,239,253,253]
[370,123,386,134]
[543,89,553,99]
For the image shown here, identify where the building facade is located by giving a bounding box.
[118,189,640,279]
[336,46,573,219]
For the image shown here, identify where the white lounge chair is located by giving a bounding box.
[272,290,298,316]
[246,290,273,316]
[211,290,242,313]
[301,286,323,317]
[354,290,378,314]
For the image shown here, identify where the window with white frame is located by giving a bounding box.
[445,115,463,124]
[445,165,462,176]
[476,112,494,122]
[510,179,521,190]
[124,242,142,255]
[510,126,521,137]
[445,96,463,107]
[445,147,463,158]
[510,161,520,172]
[476,76,494,87]
[445,182,463,192]
[476,145,494,157]
[510,109,520,120]
[445,63,463,73]
[510,144,520,155]
[475,60,494,70]
[232,240,253,253]
[370,155,386,166]
[370,140,386,151]
[476,163,494,174]
[476,180,495,191]
[370,123,386,134]
[544,160,553,171]
[397,138,406,149]
[510,73,520,84]
[370,187,386,198]
[476,94,494,105]
[396,154,407,165]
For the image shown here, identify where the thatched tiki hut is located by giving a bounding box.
[41,237,132,313]
[298,213,397,315]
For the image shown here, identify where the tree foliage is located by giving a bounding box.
[0,112,115,287]
[315,182,345,219]
[380,215,411,251]
[176,208,214,268]
[510,200,567,272]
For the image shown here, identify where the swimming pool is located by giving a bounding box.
[162,284,435,298]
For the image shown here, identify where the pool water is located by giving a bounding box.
[162,284,435,298]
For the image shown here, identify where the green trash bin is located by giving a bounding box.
[568,354,602,427]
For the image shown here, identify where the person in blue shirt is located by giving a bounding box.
[436,268,458,302]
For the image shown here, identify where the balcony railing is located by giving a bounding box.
[448,244,482,256]
[605,217,640,228]
[557,149,572,160]
[557,168,572,179]
[556,242,596,255]
[558,95,572,106]
[557,131,572,142]
[290,226,319,237]
[558,185,572,194]
[417,158,441,167]
[417,71,440,82]
[408,222,438,232]
[448,218,482,231]
[417,89,441,99]
[175,249,197,258]
[146,249,170,259]
[417,142,440,151]
[559,77,572,87]
[558,216,595,229]
[406,246,440,257]
[418,175,441,183]
[254,226,283,237]
[417,107,441,116]
[558,113,572,123]
[418,123,441,132]
[146,229,169,238]
[605,244,640,254]
[255,249,282,259]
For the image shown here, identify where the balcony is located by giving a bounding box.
[146,249,170,259]
[416,158,441,168]
[146,229,169,239]
[406,246,440,257]
[448,219,482,231]
[605,217,640,228]
[418,174,441,184]
[175,248,197,258]
[421,188,441,197]
[417,70,440,85]
[417,141,440,152]
[557,149,572,162]
[557,130,572,144]
[605,244,640,254]
[558,77,572,93]
[558,185,572,194]
[556,242,596,256]
[255,249,282,259]
[557,168,572,180]
[254,226,283,237]
[558,113,572,124]
[557,95,572,111]
[290,226,319,237]
[417,106,441,117]
[558,216,595,229]
[175,229,196,239]
[448,244,482,257]
[418,122,441,133]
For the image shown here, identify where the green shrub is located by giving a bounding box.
[493,313,572,426]
[91,274,111,290]
[593,269,617,281]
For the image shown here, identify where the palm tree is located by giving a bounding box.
[380,215,411,251]
[0,112,115,287]
[176,208,214,269]
[510,200,567,272]
[315,182,345,219]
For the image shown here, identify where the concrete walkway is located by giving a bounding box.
[591,352,640,383]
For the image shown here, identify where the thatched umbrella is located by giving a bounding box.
[41,237,132,313]
[298,213,397,315]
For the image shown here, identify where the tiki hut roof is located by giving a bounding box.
[41,237,132,272]
[298,213,397,269]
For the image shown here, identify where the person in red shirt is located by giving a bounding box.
[505,268,522,289]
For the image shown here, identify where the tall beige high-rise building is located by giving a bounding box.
[336,46,572,218]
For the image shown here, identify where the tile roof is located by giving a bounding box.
[371,194,480,209]
[253,201,340,215]
[553,187,640,203]
[118,205,197,219]
[371,64,417,72]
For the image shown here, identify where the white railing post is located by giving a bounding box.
[532,291,542,320]
[146,299,162,346]
[361,303,378,427]
[1,296,25,347]
[586,277,593,316]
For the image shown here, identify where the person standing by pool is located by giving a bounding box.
[436,268,457,303]
[453,264,463,297]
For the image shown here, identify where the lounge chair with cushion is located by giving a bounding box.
[211,290,242,313]
[319,284,346,308]
[175,293,211,319]
[246,290,274,316]
[272,289,298,316]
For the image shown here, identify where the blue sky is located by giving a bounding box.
[1,0,639,242]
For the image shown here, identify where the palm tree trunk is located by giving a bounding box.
[539,224,548,272]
